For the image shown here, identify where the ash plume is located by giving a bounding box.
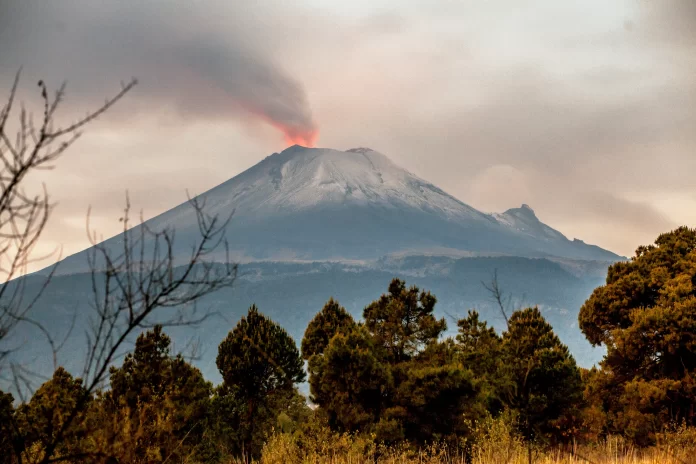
[0,0,317,145]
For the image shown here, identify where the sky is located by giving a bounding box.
[0,0,694,269]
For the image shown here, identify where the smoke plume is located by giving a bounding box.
[0,1,318,146]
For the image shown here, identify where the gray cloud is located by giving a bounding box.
[641,0,696,48]
[466,164,675,254]
[0,0,317,144]
[574,191,674,232]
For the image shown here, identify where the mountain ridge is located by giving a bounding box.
[37,145,623,276]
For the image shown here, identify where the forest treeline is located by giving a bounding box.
[1,226,696,463]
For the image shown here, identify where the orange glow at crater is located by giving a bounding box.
[283,127,319,147]
[264,118,318,147]
[249,111,318,147]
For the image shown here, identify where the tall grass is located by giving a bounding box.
[234,418,696,464]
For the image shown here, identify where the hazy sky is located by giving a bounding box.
[1,0,694,267]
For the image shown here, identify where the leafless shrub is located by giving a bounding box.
[0,73,238,464]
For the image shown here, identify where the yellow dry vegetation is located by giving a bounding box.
[228,417,696,464]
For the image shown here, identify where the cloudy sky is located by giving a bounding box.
[1,0,694,268]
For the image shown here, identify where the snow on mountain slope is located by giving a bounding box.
[154,145,492,228]
[492,204,567,241]
[40,146,622,275]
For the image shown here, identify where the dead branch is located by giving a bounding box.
[0,70,235,464]
[0,72,136,381]
[29,189,236,464]
[481,268,511,329]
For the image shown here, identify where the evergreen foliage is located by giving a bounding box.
[216,304,306,458]
[363,278,446,363]
[8,228,696,462]
[217,305,306,397]
[101,325,212,462]
[579,227,696,444]
[310,325,392,433]
[301,297,356,360]
[501,307,584,446]
[304,278,478,445]
[15,367,90,460]
[0,390,16,460]
[455,310,511,414]
[389,346,478,443]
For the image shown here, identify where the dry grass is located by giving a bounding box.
[236,418,696,464]
[250,437,694,464]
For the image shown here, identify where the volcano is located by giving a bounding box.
[43,145,621,276]
[11,146,621,386]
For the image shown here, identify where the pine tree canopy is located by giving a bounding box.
[578,227,696,443]
[217,305,305,398]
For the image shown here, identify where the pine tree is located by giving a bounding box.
[15,368,90,459]
[0,390,19,462]
[103,326,212,462]
[456,310,511,414]
[364,278,446,363]
[391,339,478,444]
[309,326,392,433]
[304,279,479,445]
[216,305,305,459]
[107,325,173,409]
[301,297,356,360]
[502,307,583,454]
[578,226,696,444]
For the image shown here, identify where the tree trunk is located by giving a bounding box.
[245,398,256,463]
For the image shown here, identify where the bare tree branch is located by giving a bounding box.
[0,71,236,464]
[482,268,510,329]
[0,73,136,378]
[0,72,138,464]
[30,192,237,464]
